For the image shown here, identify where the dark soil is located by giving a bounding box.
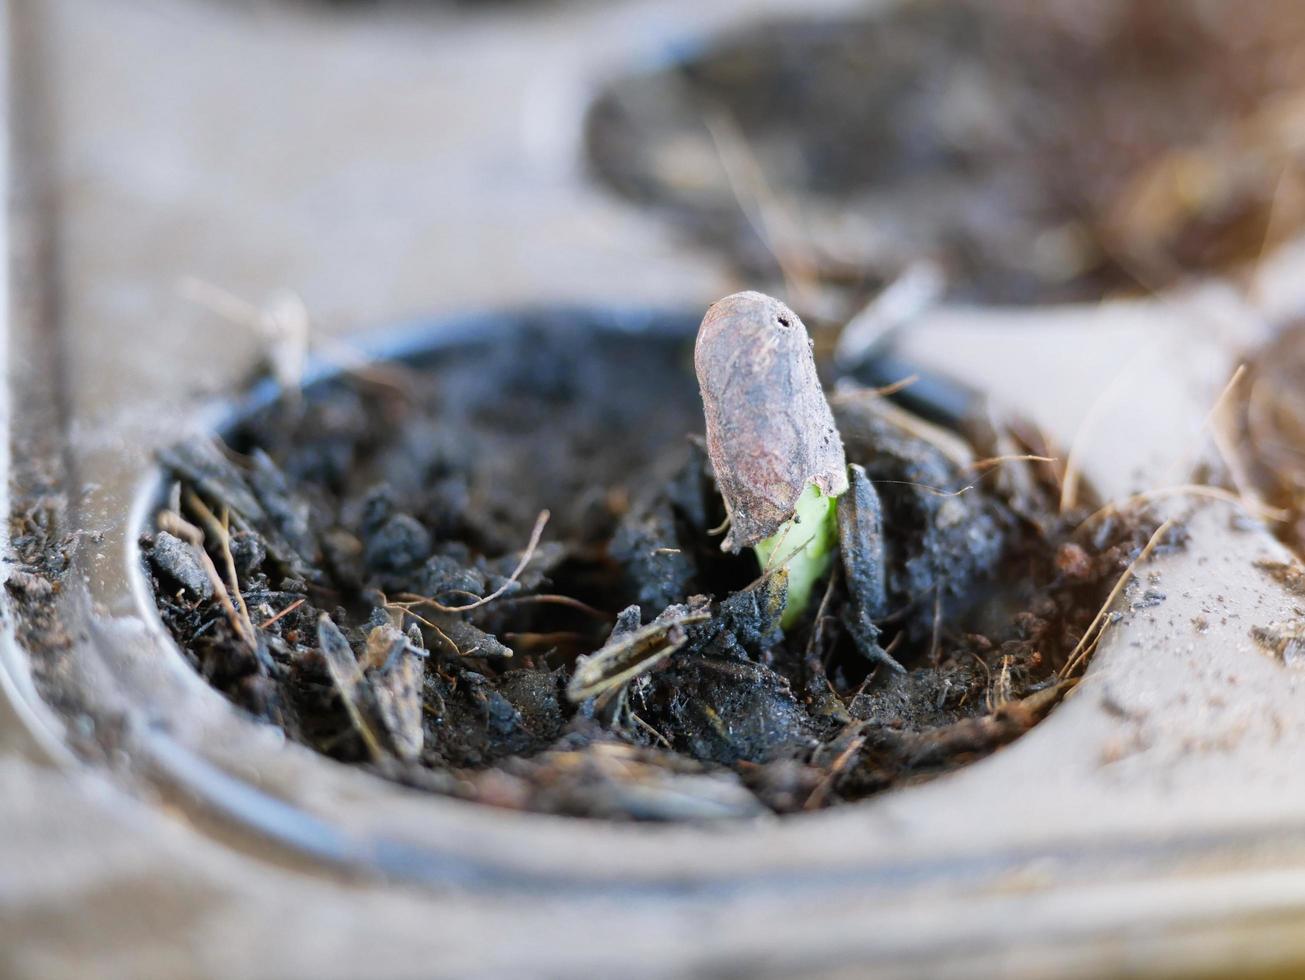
[587,0,1305,309]
[143,318,1153,820]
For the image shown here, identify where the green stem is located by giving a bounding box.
[753,483,840,629]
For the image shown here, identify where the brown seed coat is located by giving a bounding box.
[695,291,847,551]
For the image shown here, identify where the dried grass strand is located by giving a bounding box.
[258,597,306,630]
[400,510,550,614]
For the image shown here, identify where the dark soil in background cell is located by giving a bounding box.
[587,0,1305,308]
[143,319,1155,820]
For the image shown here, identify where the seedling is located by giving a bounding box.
[695,292,852,627]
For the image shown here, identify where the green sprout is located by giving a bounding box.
[754,483,839,628]
[695,291,849,628]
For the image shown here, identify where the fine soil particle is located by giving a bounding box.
[586,0,1305,309]
[143,321,1154,820]
[1251,620,1305,667]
